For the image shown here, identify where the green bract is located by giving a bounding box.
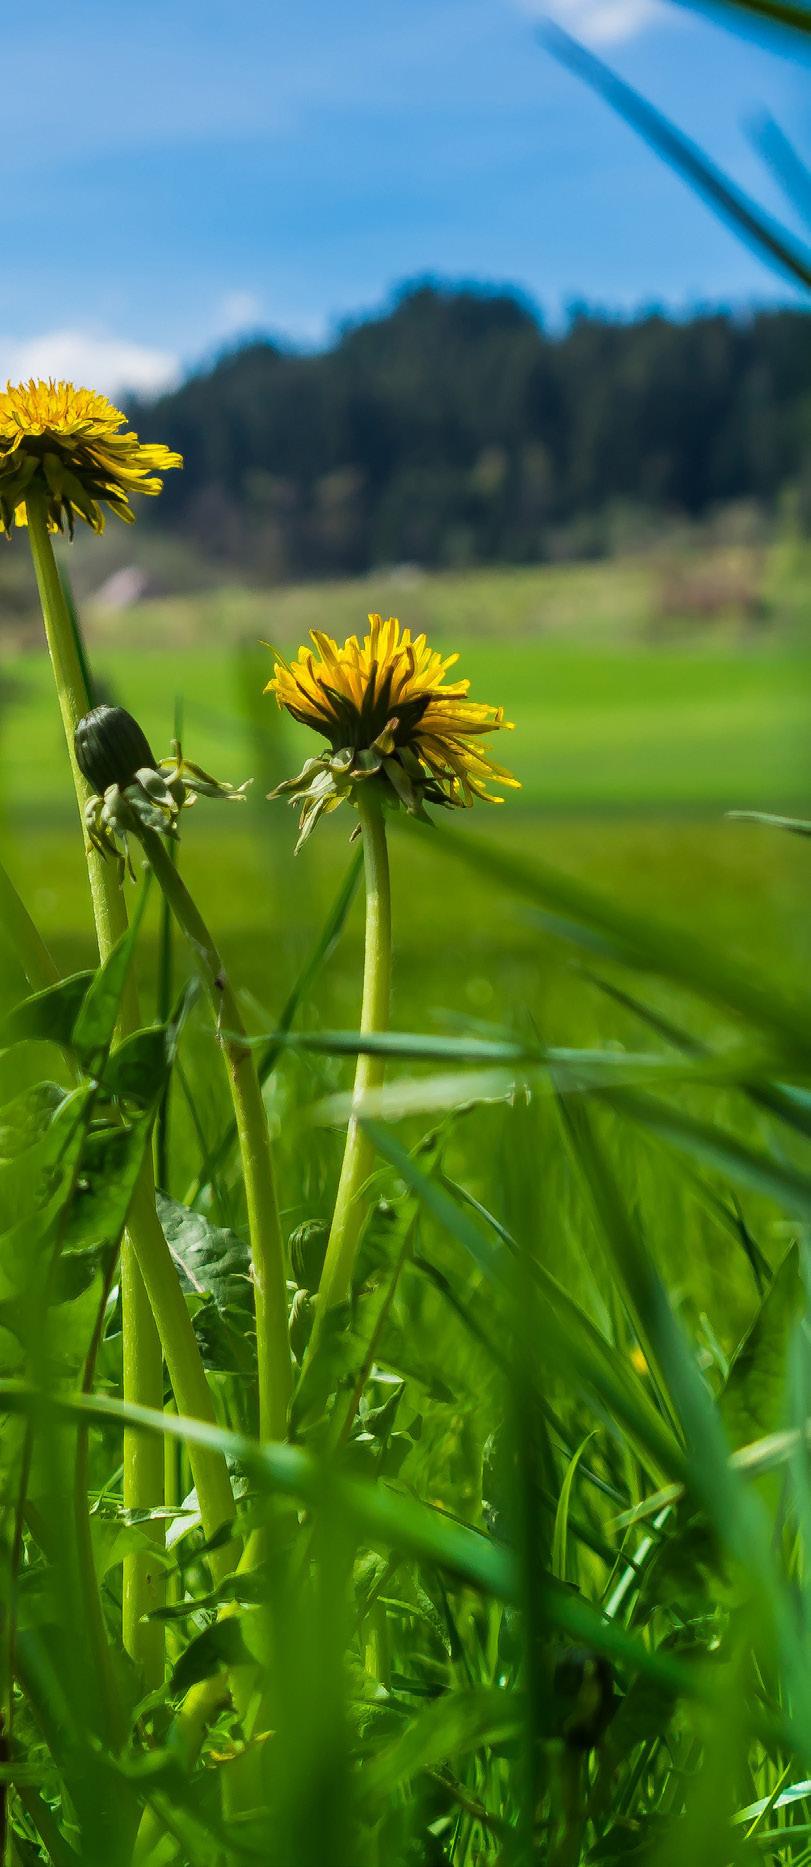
[270,727,448,852]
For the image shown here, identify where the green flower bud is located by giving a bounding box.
[289,1287,316,1362]
[75,705,156,797]
[290,1220,328,1291]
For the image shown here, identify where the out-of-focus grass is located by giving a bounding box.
[4,637,811,818]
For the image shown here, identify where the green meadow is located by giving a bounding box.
[3,553,809,1314]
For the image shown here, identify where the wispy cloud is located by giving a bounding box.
[514,0,662,46]
[0,330,180,399]
[215,291,265,338]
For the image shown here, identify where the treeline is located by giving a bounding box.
[136,284,811,575]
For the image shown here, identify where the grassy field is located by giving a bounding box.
[4,542,811,1864]
[3,548,810,965]
[2,551,809,1319]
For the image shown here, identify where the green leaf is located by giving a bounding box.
[0,1380,765,1722]
[557,1094,682,1435]
[721,1246,802,1451]
[148,1563,272,1620]
[156,1193,252,1318]
[0,1090,89,1287]
[359,1686,520,1801]
[61,1112,157,1256]
[0,1083,67,1160]
[103,1022,180,1113]
[157,1192,255,1379]
[0,973,92,1051]
[584,970,811,1148]
[169,1616,254,1697]
[71,880,150,1066]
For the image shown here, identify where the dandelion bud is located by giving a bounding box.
[289,1287,316,1362]
[75,707,249,880]
[75,704,156,796]
[290,1219,329,1291]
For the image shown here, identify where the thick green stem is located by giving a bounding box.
[26,498,164,1678]
[318,788,392,1316]
[138,828,292,1444]
[124,1173,237,1575]
[130,826,294,1855]
[25,502,237,1656]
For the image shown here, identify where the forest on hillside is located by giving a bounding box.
[132,284,811,576]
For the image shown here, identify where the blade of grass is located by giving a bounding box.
[538,19,811,289]
[560,1101,811,1746]
[360,1116,687,1483]
[398,818,811,1063]
[677,0,811,39]
[602,1085,811,1219]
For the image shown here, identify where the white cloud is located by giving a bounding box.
[215,290,264,337]
[516,0,661,45]
[0,330,180,400]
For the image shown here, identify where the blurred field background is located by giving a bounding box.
[4,293,809,1115]
[3,534,809,1339]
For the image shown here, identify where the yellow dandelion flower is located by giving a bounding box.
[0,379,182,536]
[266,613,520,846]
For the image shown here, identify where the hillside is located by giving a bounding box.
[129,283,811,576]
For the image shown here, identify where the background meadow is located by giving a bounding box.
[3,540,809,1329]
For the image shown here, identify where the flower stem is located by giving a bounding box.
[137,827,293,1444]
[317,786,392,1316]
[25,500,238,1658]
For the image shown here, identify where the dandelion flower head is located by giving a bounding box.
[0,379,182,536]
[267,613,519,846]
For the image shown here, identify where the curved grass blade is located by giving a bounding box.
[538,20,811,290]
[729,809,811,838]
[551,1432,596,1583]
[752,114,811,227]
[360,1117,687,1483]
[400,817,811,1063]
[584,970,811,1145]
[556,1095,684,1436]
[603,1085,811,1219]
[554,1102,811,1744]
[678,0,811,36]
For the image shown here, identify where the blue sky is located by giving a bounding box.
[5,0,808,394]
